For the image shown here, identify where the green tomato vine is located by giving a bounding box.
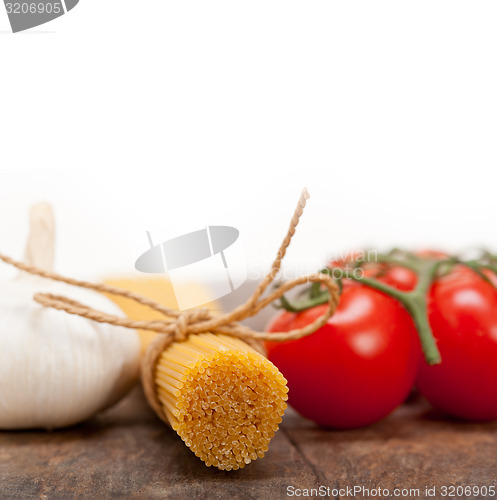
[276,250,497,366]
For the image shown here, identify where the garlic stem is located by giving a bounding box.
[22,203,55,272]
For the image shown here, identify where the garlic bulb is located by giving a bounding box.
[0,203,141,429]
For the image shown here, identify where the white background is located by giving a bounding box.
[1,2,497,282]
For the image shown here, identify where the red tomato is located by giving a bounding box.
[328,253,417,292]
[337,266,417,293]
[377,266,417,291]
[266,286,422,429]
[416,249,449,260]
[483,268,497,288]
[417,269,497,421]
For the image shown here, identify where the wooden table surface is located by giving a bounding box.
[1,385,496,500]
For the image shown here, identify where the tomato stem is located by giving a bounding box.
[346,275,405,300]
[276,257,443,365]
[278,291,331,312]
[344,262,442,365]
[375,254,421,272]
[401,292,440,364]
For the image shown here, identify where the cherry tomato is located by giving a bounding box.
[383,249,446,291]
[416,249,449,260]
[329,253,417,292]
[377,266,417,291]
[417,269,497,421]
[377,249,446,291]
[266,286,422,429]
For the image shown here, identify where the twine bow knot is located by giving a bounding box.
[173,311,191,341]
[172,308,212,342]
[0,188,340,423]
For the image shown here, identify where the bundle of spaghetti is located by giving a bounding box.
[156,332,288,470]
[103,277,289,470]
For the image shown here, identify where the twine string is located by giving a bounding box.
[0,188,340,423]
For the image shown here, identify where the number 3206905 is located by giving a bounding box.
[441,485,496,497]
[5,3,61,14]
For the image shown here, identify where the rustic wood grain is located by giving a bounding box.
[283,394,497,499]
[1,388,496,499]
[0,386,317,499]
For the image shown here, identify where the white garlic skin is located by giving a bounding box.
[0,203,141,430]
[0,277,140,430]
